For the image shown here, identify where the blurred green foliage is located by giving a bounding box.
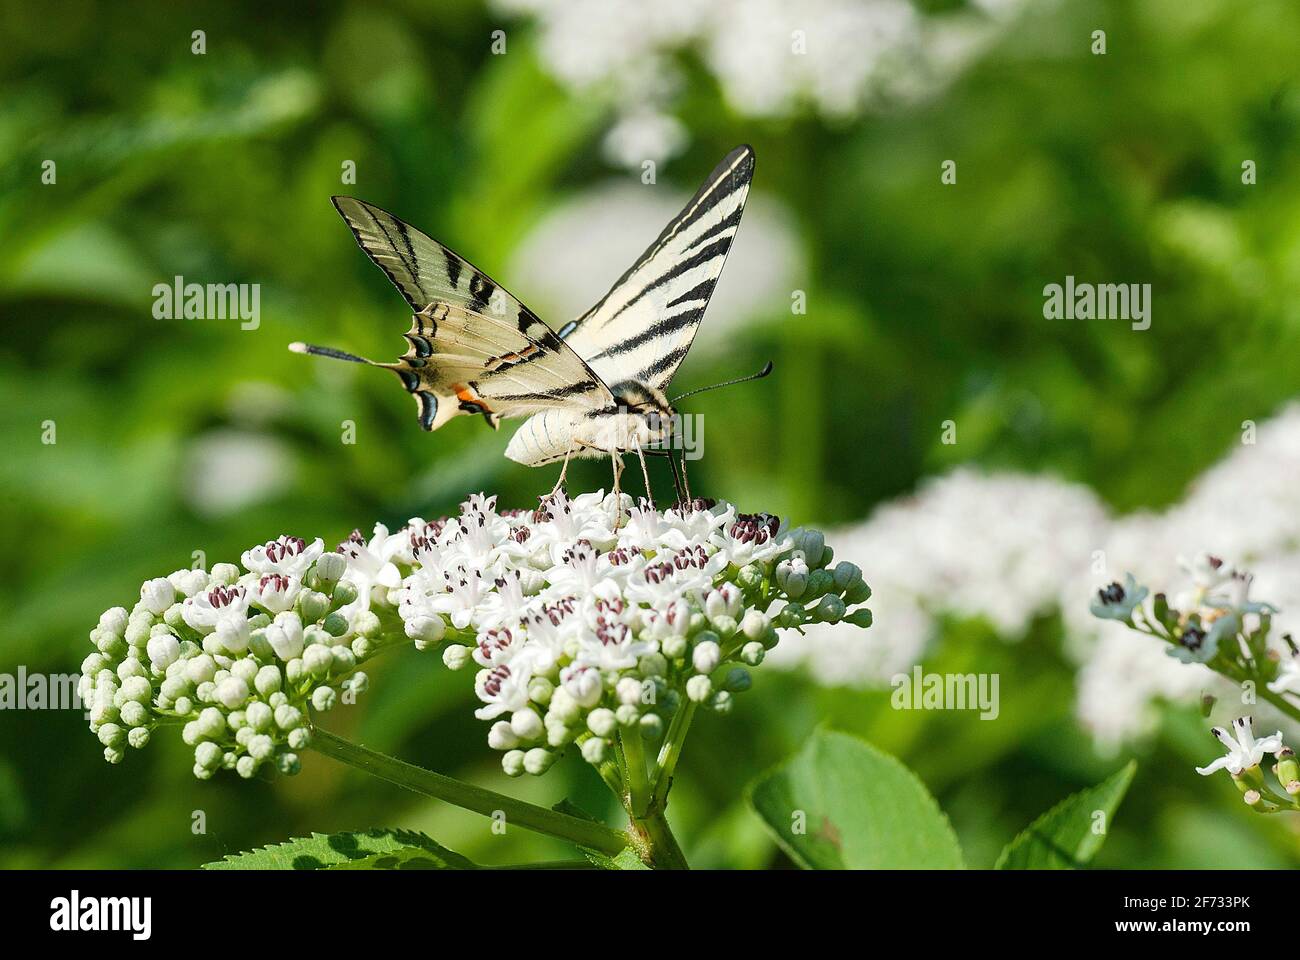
[2,0,1299,868]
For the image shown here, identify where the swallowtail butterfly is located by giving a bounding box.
[291,145,765,503]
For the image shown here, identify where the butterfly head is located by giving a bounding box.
[609,381,677,445]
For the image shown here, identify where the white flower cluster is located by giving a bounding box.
[81,536,393,780]
[397,491,869,776]
[769,403,1300,749]
[81,491,871,781]
[494,0,1029,167]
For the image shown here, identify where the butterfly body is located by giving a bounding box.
[293,145,756,499]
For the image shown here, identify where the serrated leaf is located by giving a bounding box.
[995,761,1137,869]
[747,729,964,869]
[202,829,476,870]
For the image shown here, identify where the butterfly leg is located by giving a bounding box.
[549,439,576,497]
[633,440,655,510]
[678,449,693,501]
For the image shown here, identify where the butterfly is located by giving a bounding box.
[291,145,767,506]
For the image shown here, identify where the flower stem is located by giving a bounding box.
[621,724,651,816]
[309,726,629,856]
[627,808,690,870]
[651,699,697,810]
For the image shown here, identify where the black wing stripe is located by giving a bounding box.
[587,306,702,361]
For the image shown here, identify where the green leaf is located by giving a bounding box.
[994,761,1137,869]
[202,829,476,870]
[747,729,964,869]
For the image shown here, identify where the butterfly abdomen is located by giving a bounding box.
[506,409,580,466]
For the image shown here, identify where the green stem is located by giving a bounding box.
[1260,688,1300,727]
[309,726,629,856]
[627,808,690,870]
[651,700,697,810]
[621,724,651,816]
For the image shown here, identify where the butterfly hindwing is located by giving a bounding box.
[312,197,614,432]
[559,145,755,392]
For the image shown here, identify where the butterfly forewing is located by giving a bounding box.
[559,145,755,392]
[329,197,614,431]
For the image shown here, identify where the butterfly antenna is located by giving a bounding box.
[289,342,372,364]
[671,361,773,404]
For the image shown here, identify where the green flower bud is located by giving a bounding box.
[812,595,846,623]
[707,690,734,714]
[710,614,738,637]
[285,658,305,684]
[314,553,347,589]
[736,563,764,590]
[321,612,349,637]
[778,602,806,628]
[639,713,664,741]
[844,580,872,604]
[331,645,356,673]
[351,636,376,659]
[254,665,282,697]
[298,591,331,624]
[527,676,555,705]
[615,704,640,727]
[723,667,752,692]
[845,608,873,628]
[740,641,766,666]
[638,653,668,677]
[330,581,359,610]
[805,569,834,600]
[277,753,301,776]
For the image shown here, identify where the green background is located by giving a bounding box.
[2,0,1299,868]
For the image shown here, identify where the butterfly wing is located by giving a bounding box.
[296,197,615,432]
[559,145,755,392]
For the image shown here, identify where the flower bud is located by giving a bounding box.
[127,727,150,749]
[330,581,359,609]
[288,727,311,750]
[321,612,349,637]
[615,704,640,727]
[302,644,333,677]
[844,580,872,604]
[638,653,668,677]
[662,635,688,659]
[708,690,734,714]
[99,607,130,637]
[686,675,712,703]
[488,721,520,750]
[246,701,273,732]
[140,578,176,615]
[298,590,330,624]
[274,704,303,731]
[97,723,125,748]
[248,734,274,760]
[639,713,664,742]
[813,595,847,623]
[832,561,861,593]
[692,639,721,675]
[523,747,556,775]
[740,641,766,666]
[313,552,347,589]
[209,562,240,585]
[723,667,752,692]
[146,633,180,671]
[353,610,382,639]
[502,749,526,777]
[845,608,873,628]
[588,708,617,738]
[277,753,301,776]
[616,677,644,706]
[442,644,470,670]
[405,613,446,646]
[312,686,337,712]
[580,737,608,765]
[527,676,554,705]
[510,708,544,741]
[195,741,223,770]
[120,700,148,727]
